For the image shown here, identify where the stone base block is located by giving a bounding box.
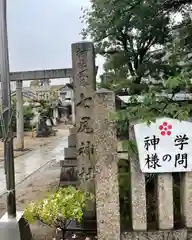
[121,229,187,240]
[60,159,77,167]
[0,211,32,240]
[60,166,78,182]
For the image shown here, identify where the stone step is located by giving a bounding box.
[68,134,76,147]
[60,159,77,167]
[64,147,76,159]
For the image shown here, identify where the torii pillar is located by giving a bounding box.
[16,80,24,150]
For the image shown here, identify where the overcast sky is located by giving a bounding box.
[7,0,104,87]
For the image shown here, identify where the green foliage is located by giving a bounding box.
[24,186,92,228]
[23,105,35,130]
[116,87,192,124]
[0,98,35,138]
[30,79,51,88]
[111,71,192,152]
[11,99,35,132]
[122,140,138,156]
[83,0,191,94]
[32,99,54,118]
[30,80,41,88]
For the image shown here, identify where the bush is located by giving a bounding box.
[24,186,93,238]
[23,105,35,131]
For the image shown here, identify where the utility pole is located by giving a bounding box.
[0,1,32,239]
[0,0,16,217]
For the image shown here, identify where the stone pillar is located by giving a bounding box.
[94,90,120,240]
[71,88,75,125]
[180,173,192,228]
[16,80,24,150]
[53,108,58,125]
[71,42,96,216]
[180,118,192,228]
[129,122,147,230]
[157,174,174,229]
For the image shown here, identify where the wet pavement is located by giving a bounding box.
[0,136,68,195]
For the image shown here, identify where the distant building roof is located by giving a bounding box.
[30,83,73,92]
[118,93,192,104]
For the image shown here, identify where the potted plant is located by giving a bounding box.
[24,186,93,240]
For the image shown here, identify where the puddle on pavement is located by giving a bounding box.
[0,136,68,195]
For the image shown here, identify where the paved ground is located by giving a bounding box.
[0,129,69,196]
[0,134,56,161]
[0,160,61,239]
[0,125,71,161]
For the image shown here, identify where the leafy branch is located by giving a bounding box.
[112,71,192,154]
[24,186,93,237]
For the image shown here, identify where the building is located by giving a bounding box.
[11,83,73,125]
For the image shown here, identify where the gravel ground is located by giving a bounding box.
[0,160,60,240]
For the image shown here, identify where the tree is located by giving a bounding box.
[82,0,191,94]
[30,80,41,88]
[33,99,53,119]
[31,99,54,137]
[167,13,192,89]
[24,186,92,239]
[30,79,51,88]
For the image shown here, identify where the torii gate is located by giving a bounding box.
[4,65,98,149]
[7,68,73,149]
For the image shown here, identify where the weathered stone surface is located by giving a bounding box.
[180,172,192,227]
[94,90,120,240]
[64,147,76,159]
[129,121,147,230]
[157,174,173,229]
[68,134,76,147]
[71,41,96,217]
[121,229,187,240]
